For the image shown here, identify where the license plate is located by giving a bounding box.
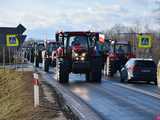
[141,70,151,72]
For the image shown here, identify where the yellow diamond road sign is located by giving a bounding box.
[138,34,152,48]
[6,34,19,47]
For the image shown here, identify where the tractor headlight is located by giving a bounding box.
[74,53,78,57]
[80,57,85,61]
[81,53,86,57]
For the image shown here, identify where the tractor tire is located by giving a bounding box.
[90,57,102,83]
[154,80,158,85]
[57,60,69,84]
[90,69,102,83]
[85,72,90,82]
[106,57,115,77]
[44,59,49,72]
[34,57,39,68]
[52,60,56,67]
[30,55,34,63]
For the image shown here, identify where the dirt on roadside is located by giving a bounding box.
[0,69,66,120]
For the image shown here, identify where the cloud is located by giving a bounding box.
[0,0,159,38]
[26,6,126,29]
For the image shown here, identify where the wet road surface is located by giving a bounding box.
[40,68,160,120]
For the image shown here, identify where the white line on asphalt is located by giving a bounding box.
[70,104,86,119]
[114,83,160,100]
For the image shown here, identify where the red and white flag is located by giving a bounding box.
[99,34,105,44]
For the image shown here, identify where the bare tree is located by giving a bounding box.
[155,1,160,24]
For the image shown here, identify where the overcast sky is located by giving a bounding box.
[0,0,159,39]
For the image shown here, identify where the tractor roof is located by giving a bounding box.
[45,40,60,44]
[58,31,99,36]
[113,41,130,45]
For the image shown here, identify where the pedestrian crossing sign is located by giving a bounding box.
[6,34,19,47]
[138,34,152,48]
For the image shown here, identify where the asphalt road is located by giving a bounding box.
[40,67,160,120]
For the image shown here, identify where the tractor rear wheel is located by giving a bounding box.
[34,57,39,67]
[85,72,90,82]
[90,57,102,83]
[44,59,49,72]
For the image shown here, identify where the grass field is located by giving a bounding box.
[0,68,66,120]
[0,69,33,120]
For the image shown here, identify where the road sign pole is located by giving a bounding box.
[21,47,24,73]
[14,48,17,69]
[3,47,5,71]
[8,47,11,65]
[133,33,137,56]
[157,61,160,87]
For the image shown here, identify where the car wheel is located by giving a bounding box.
[120,72,125,83]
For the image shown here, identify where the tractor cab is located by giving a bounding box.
[45,41,59,56]
[42,40,60,71]
[104,40,135,77]
[110,41,135,60]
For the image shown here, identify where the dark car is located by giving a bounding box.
[120,58,157,85]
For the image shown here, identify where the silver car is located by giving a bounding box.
[120,58,157,85]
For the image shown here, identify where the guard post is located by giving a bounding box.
[33,73,40,107]
[157,60,160,87]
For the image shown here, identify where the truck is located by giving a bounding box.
[55,31,105,84]
[104,40,135,77]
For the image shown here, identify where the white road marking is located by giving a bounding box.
[114,83,160,100]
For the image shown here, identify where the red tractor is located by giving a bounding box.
[104,40,135,77]
[55,31,105,84]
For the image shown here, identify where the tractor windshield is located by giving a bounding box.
[115,44,131,54]
[38,44,44,51]
[69,36,89,49]
[47,43,58,53]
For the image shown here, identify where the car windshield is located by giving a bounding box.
[135,60,156,68]
[69,36,89,49]
[115,44,131,54]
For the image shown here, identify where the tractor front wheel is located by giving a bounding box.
[57,60,69,84]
